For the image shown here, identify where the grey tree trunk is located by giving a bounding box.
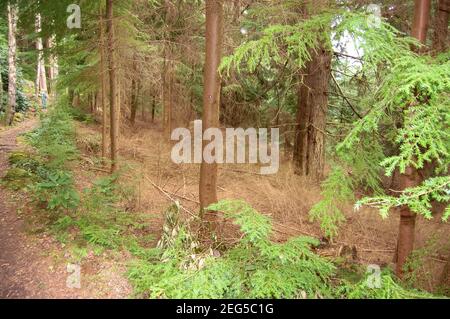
[35,14,48,99]
[6,3,18,126]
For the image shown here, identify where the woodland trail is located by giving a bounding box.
[0,119,38,298]
[0,119,92,299]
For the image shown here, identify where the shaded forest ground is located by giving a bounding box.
[1,114,448,298]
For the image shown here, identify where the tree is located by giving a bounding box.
[294,46,331,180]
[106,0,118,173]
[99,6,108,161]
[6,2,17,125]
[394,0,432,278]
[199,0,224,226]
[44,36,58,95]
[130,56,139,126]
[432,0,449,52]
[35,13,47,98]
[293,1,332,181]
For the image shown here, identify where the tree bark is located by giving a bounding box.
[439,252,450,288]
[433,0,449,52]
[151,94,156,122]
[293,46,331,181]
[395,0,431,278]
[35,14,48,98]
[162,0,175,138]
[162,47,173,137]
[106,0,118,173]
[6,3,17,126]
[199,0,223,219]
[44,37,58,95]
[99,7,108,161]
[130,59,139,126]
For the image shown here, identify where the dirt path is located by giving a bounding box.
[0,120,39,298]
[0,119,87,299]
[0,119,132,299]
[0,120,85,298]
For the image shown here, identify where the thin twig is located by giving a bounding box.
[331,73,363,119]
[144,175,199,219]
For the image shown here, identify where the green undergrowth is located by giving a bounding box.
[3,105,80,214]
[2,105,443,299]
[1,104,153,262]
[127,199,439,299]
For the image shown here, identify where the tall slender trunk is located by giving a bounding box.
[293,46,331,181]
[439,252,450,288]
[130,59,139,126]
[45,36,58,96]
[151,94,156,122]
[199,0,223,222]
[395,0,431,278]
[35,14,47,98]
[293,2,331,181]
[106,0,117,173]
[99,7,108,161]
[6,3,17,126]
[433,0,449,52]
[162,45,173,137]
[116,75,121,144]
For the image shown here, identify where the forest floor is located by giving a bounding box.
[84,118,447,292]
[0,115,448,298]
[0,119,131,298]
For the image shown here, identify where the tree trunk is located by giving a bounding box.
[106,0,117,173]
[433,0,449,52]
[439,252,450,288]
[6,3,17,126]
[130,60,139,126]
[162,46,173,137]
[44,36,58,96]
[395,0,431,278]
[99,7,108,161]
[293,46,331,181]
[35,14,48,98]
[151,94,156,122]
[199,0,223,221]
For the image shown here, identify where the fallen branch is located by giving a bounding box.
[145,175,199,219]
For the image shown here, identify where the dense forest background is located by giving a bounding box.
[0,0,448,299]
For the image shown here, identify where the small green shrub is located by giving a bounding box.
[335,271,437,299]
[128,200,336,299]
